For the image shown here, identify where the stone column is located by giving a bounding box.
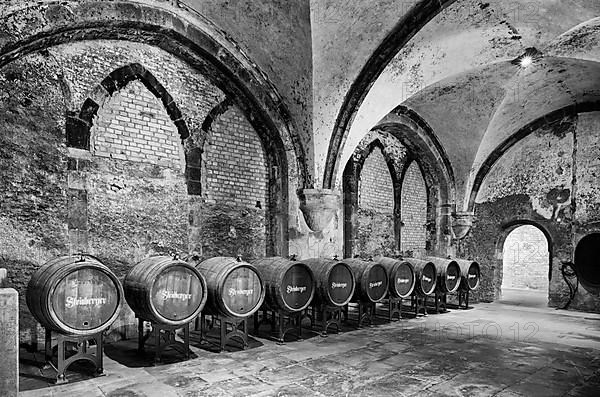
[0,288,18,396]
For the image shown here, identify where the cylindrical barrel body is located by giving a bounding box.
[376,257,416,298]
[26,255,123,335]
[302,258,355,307]
[124,256,207,326]
[189,257,265,318]
[407,258,437,296]
[425,257,462,293]
[455,259,481,291]
[251,257,315,313]
[344,259,388,303]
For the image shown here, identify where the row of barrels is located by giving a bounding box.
[26,255,480,336]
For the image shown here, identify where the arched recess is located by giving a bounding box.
[365,106,456,254]
[498,221,553,304]
[400,160,428,256]
[0,1,302,256]
[343,132,405,258]
[323,0,458,189]
[467,102,600,213]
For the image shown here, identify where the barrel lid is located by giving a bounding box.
[50,265,121,333]
[281,263,314,311]
[420,262,437,295]
[328,262,354,305]
[393,261,416,298]
[222,264,264,317]
[366,264,388,302]
[467,262,480,290]
[445,261,461,293]
[150,264,206,322]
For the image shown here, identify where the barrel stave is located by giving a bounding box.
[406,258,437,296]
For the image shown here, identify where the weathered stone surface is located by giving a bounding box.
[0,288,18,397]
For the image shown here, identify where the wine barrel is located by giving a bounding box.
[302,258,355,307]
[189,257,265,318]
[344,259,388,303]
[425,257,462,293]
[455,259,481,291]
[251,257,315,313]
[375,257,416,298]
[124,256,207,326]
[406,258,437,296]
[26,255,123,335]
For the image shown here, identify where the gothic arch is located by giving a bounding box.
[323,0,459,188]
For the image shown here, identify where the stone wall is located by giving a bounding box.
[462,111,600,312]
[0,40,274,345]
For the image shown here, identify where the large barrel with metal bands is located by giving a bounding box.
[407,258,437,296]
[344,259,388,303]
[302,258,355,307]
[26,255,123,335]
[189,257,265,318]
[376,257,416,298]
[455,259,481,291]
[426,257,462,293]
[251,257,315,313]
[124,256,207,326]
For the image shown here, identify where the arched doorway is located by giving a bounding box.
[501,224,550,307]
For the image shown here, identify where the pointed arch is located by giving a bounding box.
[323,0,459,188]
[66,63,189,150]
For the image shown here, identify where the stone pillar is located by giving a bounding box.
[0,288,18,396]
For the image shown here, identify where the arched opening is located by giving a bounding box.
[501,224,550,307]
[574,233,600,293]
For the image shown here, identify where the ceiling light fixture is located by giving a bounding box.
[511,47,543,68]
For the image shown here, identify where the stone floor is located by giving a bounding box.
[19,299,600,397]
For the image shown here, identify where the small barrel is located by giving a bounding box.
[26,255,123,335]
[376,257,416,298]
[124,256,207,326]
[302,258,356,307]
[455,259,481,291]
[344,259,388,303]
[426,256,462,293]
[406,258,437,296]
[189,257,265,318]
[251,257,315,313]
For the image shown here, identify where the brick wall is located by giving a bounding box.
[358,147,394,213]
[400,162,427,254]
[356,147,396,257]
[199,105,269,259]
[91,80,183,169]
[502,225,549,290]
[204,106,269,207]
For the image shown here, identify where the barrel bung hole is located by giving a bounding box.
[83,321,89,327]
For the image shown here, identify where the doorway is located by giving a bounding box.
[501,224,550,307]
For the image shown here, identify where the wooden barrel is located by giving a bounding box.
[124,256,207,326]
[425,256,462,293]
[26,255,123,335]
[189,257,265,318]
[406,258,437,296]
[302,258,355,307]
[455,259,481,291]
[376,257,416,298]
[251,257,315,313]
[344,259,388,303]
